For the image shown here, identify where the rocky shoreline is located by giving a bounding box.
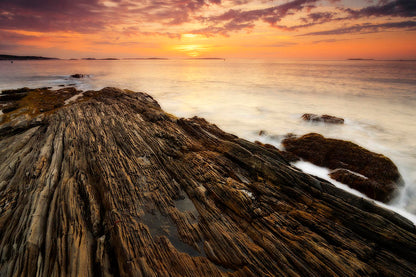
[0,87,415,276]
[282,133,403,202]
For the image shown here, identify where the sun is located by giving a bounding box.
[174,44,210,57]
[182,34,198,39]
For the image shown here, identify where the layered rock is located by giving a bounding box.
[282,133,402,202]
[0,88,415,277]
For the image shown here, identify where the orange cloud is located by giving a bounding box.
[0,0,415,59]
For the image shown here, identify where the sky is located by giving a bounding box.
[0,0,415,59]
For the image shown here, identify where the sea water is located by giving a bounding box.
[1,59,415,221]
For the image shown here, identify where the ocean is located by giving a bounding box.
[1,59,415,221]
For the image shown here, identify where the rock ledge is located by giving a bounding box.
[0,88,415,276]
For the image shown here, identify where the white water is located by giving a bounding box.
[293,160,416,225]
[1,59,415,218]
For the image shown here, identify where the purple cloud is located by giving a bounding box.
[300,20,416,36]
[0,0,415,39]
[0,0,223,33]
[194,0,321,36]
[345,0,416,18]
[205,0,320,25]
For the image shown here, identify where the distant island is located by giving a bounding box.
[347,58,374,61]
[124,57,169,60]
[0,55,227,61]
[347,58,416,62]
[0,54,58,60]
[81,58,119,60]
[186,57,225,60]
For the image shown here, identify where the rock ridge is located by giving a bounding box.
[0,87,415,276]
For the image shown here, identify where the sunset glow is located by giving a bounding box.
[0,0,415,59]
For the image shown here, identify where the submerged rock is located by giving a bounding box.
[282,133,402,202]
[0,88,415,276]
[302,113,344,124]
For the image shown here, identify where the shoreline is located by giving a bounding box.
[1,86,415,223]
[1,87,416,275]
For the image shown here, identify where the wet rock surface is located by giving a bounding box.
[0,88,415,276]
[283,133,402,202]
[301,113,344,124]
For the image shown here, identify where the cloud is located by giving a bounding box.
[0,0,109,33]
[274,0,416,34]
[0,29,38,40]
[304,12,335,22]
[204,0,320,25]
[301,20,416,36]
[345,0,416,18]
[310,38,363,44]
[0,0,222,33]
[0,0,415,40]
[192,21,255,36]
[0,43,17,50]
[265,41,298,47]
[193,0,321,36]
[92,40,159,48]
[276,12,337,31]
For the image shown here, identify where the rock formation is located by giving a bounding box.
[282,133,402,202]
[0,88,415,276]
[301,113,344,124]
[329,169,396,202]
[70,74,88,78]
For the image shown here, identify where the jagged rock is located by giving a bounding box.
[0,88,415,276]
[282,133,402,202]
[302,113,344,124]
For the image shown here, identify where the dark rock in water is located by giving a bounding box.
[302,113,344,124]
[1,87,31,95]
[70,73,88,78]
[283,133,402,202]
[329,169,397,202]
[0,92,28,102]
[0,88,415,276]
[0,88,32,103]
[258,130,266,136]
